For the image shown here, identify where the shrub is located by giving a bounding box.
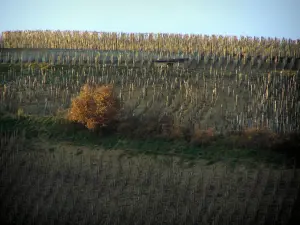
[190,126,215,146]
[67,84,120,130]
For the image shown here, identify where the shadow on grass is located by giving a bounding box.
[0,113,297,169]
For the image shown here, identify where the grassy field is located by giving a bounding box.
[0,45,300,224]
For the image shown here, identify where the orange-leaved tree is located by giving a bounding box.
[68,84,120,130]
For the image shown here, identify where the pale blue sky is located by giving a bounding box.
[1,0,299,39]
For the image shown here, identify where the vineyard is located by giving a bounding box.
[2,31,300,57]
[1,32,299,138]
[0,30,300,225]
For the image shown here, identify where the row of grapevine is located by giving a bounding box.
[1,63,298,135]
[1,130,299,224]
[2,30,300,57]
[1,50,300,71]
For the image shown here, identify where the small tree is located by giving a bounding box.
[68,84,120,130]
